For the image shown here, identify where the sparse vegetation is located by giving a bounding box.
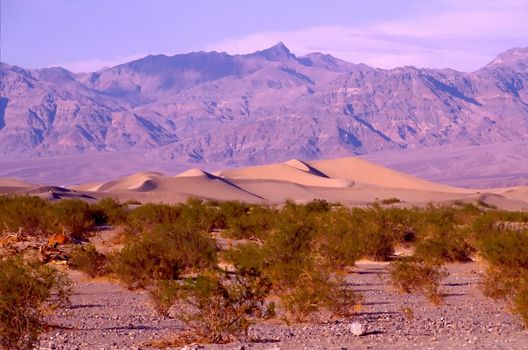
[52,199,96,240]
[2,193,528,343]
[0,255,71,350]
[68,244,108,278]
[0,196,52,237]
[173,272,271,343]
[477,227,528,326]
[389,258,447,305]
[111,223,217,289]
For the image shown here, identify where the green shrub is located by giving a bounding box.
[177,198,222,232]
[68,244,107,278]
[0,255,71,350]
[304,199,332,213]
[173,272,270,343]
[125,203,181,235]
[478,228,528,326]
[91,197,128,225]
[111,223,217,289]
[52,199,95,239]
[222,243,266,275]
[478,229,528,269]
[224,206,276,240]
[148,280,181,317]
[414,230,474,264]
[316,210,364,268]
[0,196,52,237]
[514,272,528,326]
[281,271,362,321]
[481,266,518,300]
[390,259,447,305]
[263,212,315,287]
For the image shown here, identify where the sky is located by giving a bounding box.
[1,0,527,72]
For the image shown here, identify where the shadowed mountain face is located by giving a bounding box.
[1,44,527,166]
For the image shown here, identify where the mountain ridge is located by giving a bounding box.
[1,43,527,173]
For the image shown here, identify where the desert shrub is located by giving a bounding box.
[478,228,528,326]
[304,199,332,213]
[215,201,251,229]
[0,195,52,237]
[0,255,71,350]
[281,271,362,320]
[91,197,128,225]
[262,210,316,287]
[221,243,266,275]
[325,279,363,317]
[224,206,276,240]
[317,207,420,263]
[481,266,518,300]
[375,207,420,244]
[52,199,95,239]
[316,209,364,268]
[125,203,181,235]
[478,229,528,269]
[111,223,216,288]
[177,198,222,232]
[514,272,528,326]
[68,244,107,278]
[223,208,363,321]
[173,272,271,343]
[414,229,474,264]
[149,280,181,317]
[389,258,448,305]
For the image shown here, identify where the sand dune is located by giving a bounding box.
[490,186,528,205]
[94,172,165,192]
[81,169,263,203]
[1,157,527,210]
[216,159,354,188]
[0,178,35,187]
[0,178,35,192]
[308,157,469,192]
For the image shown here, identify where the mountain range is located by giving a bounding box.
[1,43,527,181]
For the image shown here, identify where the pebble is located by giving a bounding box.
[349,322,366,336]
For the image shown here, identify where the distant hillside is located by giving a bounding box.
[1,43,527,169]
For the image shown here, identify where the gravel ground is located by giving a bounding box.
[39,262,527,350]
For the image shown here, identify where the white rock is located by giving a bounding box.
[349,321,366,336]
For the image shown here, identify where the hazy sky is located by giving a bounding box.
[2,0,527,72]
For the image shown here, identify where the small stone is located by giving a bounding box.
[349,321,366,336]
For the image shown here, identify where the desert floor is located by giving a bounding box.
[39,260,527,350]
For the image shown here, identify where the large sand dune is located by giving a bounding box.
[307,157,468,192]
[1,157,527,210]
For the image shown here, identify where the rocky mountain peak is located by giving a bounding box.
[486,47,528,71]
[250,42,295,61]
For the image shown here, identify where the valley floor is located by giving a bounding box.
[40,261,527,350]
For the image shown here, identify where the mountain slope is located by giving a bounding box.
[1,44,527,167]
